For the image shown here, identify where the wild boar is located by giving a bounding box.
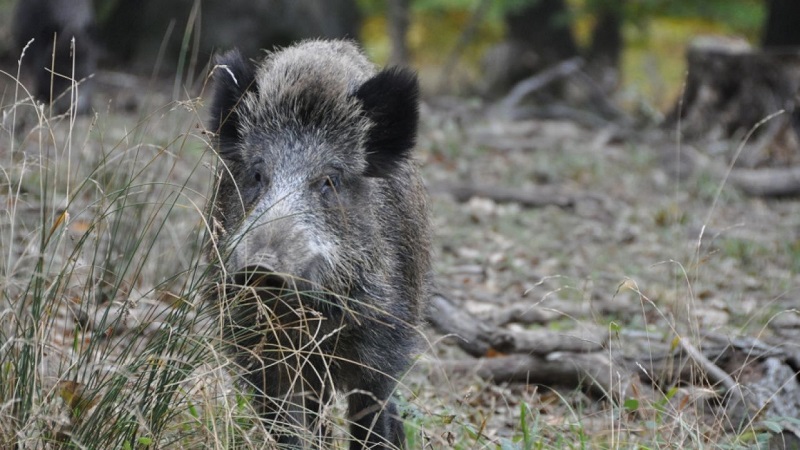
[206,40,431,449]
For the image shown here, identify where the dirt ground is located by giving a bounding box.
[406,95,800,444]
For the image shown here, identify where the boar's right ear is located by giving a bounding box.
[209,49,256,151]
[356,67,419,177]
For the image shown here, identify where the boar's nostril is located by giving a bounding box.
[231,265,288,295]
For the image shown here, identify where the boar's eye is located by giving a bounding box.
[253,170,266,187]
[317,174,341,198]
[250,161,268,187]
[241,165,268,205]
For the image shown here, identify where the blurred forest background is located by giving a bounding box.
[0,0,781,112]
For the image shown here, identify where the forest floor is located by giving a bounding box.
[2,67,800,448]
[411,98,800,448]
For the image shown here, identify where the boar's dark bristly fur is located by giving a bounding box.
[208,48,257,153]
[356,67,419,177]
[206,40,431,449]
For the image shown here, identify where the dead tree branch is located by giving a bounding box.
[494,57,584,114]
[429,182,577,208]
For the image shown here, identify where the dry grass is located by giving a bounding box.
[0,61,261,448]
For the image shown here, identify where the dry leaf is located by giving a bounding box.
[58,380,99,420]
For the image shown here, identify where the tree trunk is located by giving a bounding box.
[387,0,410,66]
[762,0,800,48]
[94,0,362,70]
[480,0,623,117]
[505,0,578,65]
[586,4,622,94]
[481,0,579,97]
[664,36,800,197]
[666,36,800,167]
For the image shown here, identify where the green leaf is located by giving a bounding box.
[187,400,199,419]
[520,402,531,447]
[762,420,783,433]
[664,385,679,400]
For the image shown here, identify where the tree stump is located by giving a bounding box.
[668,36,800,169]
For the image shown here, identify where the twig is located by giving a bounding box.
[494,57,584,114]
[570,69,630,123]
[728,166,800,197]
[429,182,577,208]
[438,352,650,402]
[490,325,608,355]
[677,337,762,429]
[678,337,737,392]
[426,293,496,357]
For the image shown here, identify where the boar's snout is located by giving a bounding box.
[230,265,290,299]
[231,264,286,287]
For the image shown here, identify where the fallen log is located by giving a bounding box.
[427,293,496,357]
[429,182,576,208]
[427,293,800,435]
[729,166,800,197]
[427,293,606,357]
[494,57,584,114]
[490,324,608,355]
[439,352,649,402]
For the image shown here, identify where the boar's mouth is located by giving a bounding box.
[225,265,318,336]
[230,265,291,298]
[226,265,339,317]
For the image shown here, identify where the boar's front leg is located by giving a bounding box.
[245,364,332,448]
[347,382,405,450]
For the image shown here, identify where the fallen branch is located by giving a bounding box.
[429,292,800,429]
[677,144,800,198]
[489,303,566,326]
[494,57,584,114]
[507,103,614,127]
[678,337,740,392]
[429,287,800,434]
[728,166,800,197]
[429,182,576,208]
[490,324,608,355]
[489,297,640,327]
[439,352,649,402]
[427,293,496,357]
[428,293,609,357]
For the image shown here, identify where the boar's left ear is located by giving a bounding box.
[209,49,257,152]
[356,67,419,177]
